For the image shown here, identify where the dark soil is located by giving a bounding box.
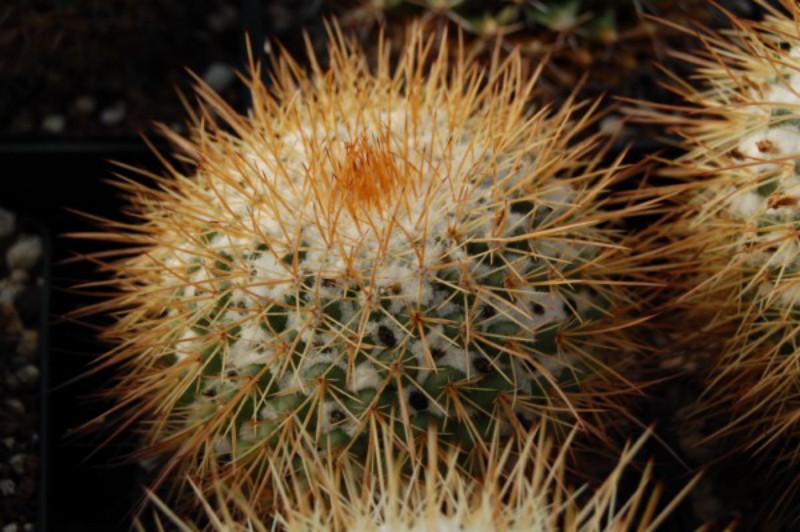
[0,0,243,140]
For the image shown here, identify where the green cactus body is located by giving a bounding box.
[166,122,604,458]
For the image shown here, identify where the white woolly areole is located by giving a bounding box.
[350,363,382,392]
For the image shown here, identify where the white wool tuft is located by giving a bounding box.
[351,363,381,391]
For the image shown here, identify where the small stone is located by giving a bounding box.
[0,478,15,496]
[16,477,34,498]
[203,63,235,93]
[6,235,43,271]
[4,399,24,415]
[31,433,38,445]
[5,374,19,390]
[15,365,39,385]
[100,102,127,126]
[41,114,66,134]
[0,279,24,306]
[600,115,624,136]
[0,302,22,336]
[207,5,237,32]
[3,437,14,450]
[137,455,159,473]
[15,287,41,324]
[9,269,28,284]
[0,208,15,238]
[73,95,96,115]
[2,523,18,532]
[23,525,33,532]
[9,454,25,475]
[16,330,38,360]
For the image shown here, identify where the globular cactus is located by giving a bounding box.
[138,427,693,531]
[82,24,654,510]
[645,0,800,504]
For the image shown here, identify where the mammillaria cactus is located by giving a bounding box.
[80,24,656,510]
[657,1,800,465]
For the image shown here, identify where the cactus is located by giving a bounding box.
[137,427,695,531]
[82,23,655,510]
[642,2,800,520]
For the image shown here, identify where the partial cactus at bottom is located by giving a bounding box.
[137,427,693,531]
[82,23,655,509]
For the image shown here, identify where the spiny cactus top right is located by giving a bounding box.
[664,1,800,465]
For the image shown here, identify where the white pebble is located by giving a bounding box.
[203,63,235,93]
[41,114,65,134]
[599,115,624,136]
[9,269,28,284]
[16,330,38,360]
[2,524,18,532]
[15,365,39,385]
[0,478,15,496]
[100,102,126,126]
[73,95,96,115]
[4,398,24,415]
[24,525,33,532]
[9,454,25,475]
[137,455,159,473]
[2,437,14,450]
[0,208,15,238]
[0,280,23,306]
[207,5,237,32]
[6,235,43,271]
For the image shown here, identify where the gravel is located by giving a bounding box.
[40,115,66,135]
[99,102,127,126]
[0,207,44,529]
